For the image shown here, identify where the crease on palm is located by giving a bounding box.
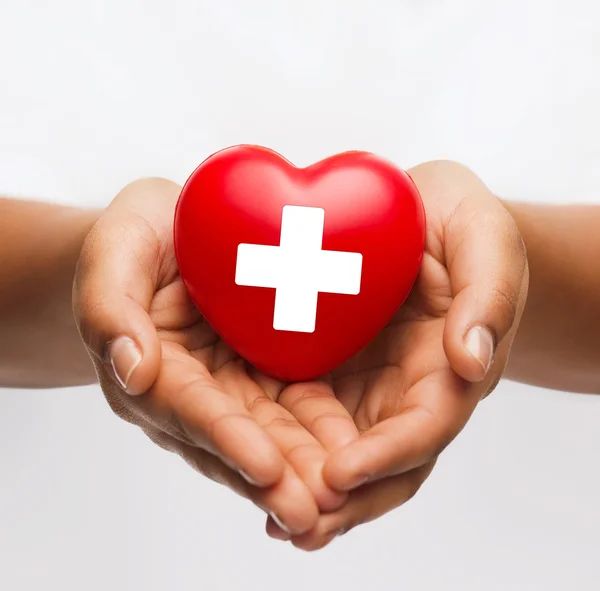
[135,227,466,520]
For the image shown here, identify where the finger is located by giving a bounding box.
[409,162,528,382]
[73,178,182,395]
[277,381,360,451]
[265,515,291,541]
[442,201,528,382]
[135,342,286,488]
[217,366,348,512]
[323,369,475,491]
[147,430,318,535]
[269,463,435,551]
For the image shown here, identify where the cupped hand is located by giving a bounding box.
[72,178,358,536]
[73,161,528,550]
[265,160,529,549]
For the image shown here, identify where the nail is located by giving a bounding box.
[269,512,291,534]
[220,459,261,487]
[268,527,291,542]
[464,325,494,376]
[108,337,142,394]
[345,474,369,491]
[239,470,261,486]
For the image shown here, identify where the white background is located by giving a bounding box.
[1,1,600,589]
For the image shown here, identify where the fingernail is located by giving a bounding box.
[268,527,291,542]
[239,470,261,486]
[345,474,369,491]
[269,512,291,534]
[221,460,261,487]
[464,326,494,376]
[108,337,142,394]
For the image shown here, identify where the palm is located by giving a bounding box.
[255,239,476,547]
[85,167,525,549]
[330,247,453,433]
[147,231,464,514]
[138,270,354,519]
[137,173,480,546]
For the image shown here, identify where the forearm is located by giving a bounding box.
[0,198,100,387]
[503,201,600,393]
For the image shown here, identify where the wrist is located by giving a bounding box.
[0,201,102,386]
[500,200,600,392]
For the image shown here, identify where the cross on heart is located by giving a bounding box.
[173,145,425,381]
[235,205,363,333]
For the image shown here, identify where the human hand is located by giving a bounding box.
[72,178,359,535]
[265,161,529,549]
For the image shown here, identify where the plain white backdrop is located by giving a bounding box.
[1,1,600,589]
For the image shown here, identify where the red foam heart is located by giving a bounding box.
[174,145,425,382]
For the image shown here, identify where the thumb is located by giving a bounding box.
[441,197,529,383]
[73,178,179,395]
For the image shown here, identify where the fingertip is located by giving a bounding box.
[296,452,349,511]
[323,444,370,492]
[316,488,349,513]
[238,450,286,489]
[261,467,320,535]
[214,418,286,488]
[290,526,342,552]
[286,444,348,511]
[445,325,496,383]
[462,324,495,381]
[265,516,291,541]
[443,290,497,383]
[77,286,162,395]
[106,335,153,395]
[305,460,348,511]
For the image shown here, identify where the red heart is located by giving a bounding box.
[174,145,425,382]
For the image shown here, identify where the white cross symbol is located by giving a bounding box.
[235,205,363,333]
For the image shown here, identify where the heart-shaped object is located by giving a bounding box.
[174,145,425,382]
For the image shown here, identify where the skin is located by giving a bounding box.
[71,161,530,550]
[0,198,98,387]
[267,161,531,548]
[503,202,600,394]
[4,160,596,551]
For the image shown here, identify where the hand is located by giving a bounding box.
[72,178,358,535]
[265,160,529,549]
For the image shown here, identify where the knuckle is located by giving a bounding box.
[284,384,332,412]
[285,442,322,464]
[121,177,180,197]
[245,394,275,414]
[411,160,477,183]
[308,411,355,433]
[75,221,101,276]
[260,415,301,431]
[489,280,519,325]
[501,212,528,268]
[74,295,111,353]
